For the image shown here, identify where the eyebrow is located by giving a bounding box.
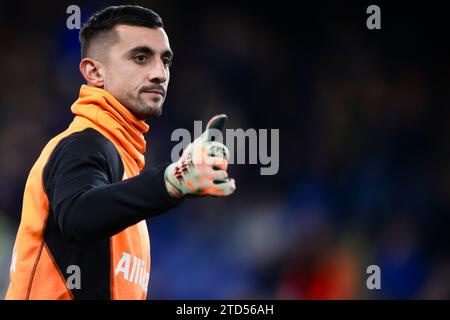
[126,45,173,59]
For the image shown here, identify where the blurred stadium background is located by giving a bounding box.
[1,0,449,299]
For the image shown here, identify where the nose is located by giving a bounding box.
[148,59,168,84]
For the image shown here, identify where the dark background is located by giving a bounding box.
[0,0,449,299]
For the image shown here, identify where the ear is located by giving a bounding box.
[79,58,104,87]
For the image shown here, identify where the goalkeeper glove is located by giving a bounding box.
[164,114,236,198]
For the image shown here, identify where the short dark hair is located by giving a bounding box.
[79,5,164,58]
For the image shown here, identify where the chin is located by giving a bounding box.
[138,105,163,120]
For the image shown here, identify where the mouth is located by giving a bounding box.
[141,89,165,97]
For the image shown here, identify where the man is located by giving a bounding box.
[5,5,235,300]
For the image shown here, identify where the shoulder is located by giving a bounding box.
[44,128,124,182]
[58,128,119,159]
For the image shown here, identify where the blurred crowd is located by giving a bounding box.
[1,1,449,299]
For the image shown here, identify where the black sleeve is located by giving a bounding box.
[43,128,182,244]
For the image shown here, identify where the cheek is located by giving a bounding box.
[105,64,136,90]
[103,64,119,88]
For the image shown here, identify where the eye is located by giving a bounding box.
[134,55,147,64]
[162,57,172,67]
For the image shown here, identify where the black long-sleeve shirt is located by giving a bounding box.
[43,128,181,244]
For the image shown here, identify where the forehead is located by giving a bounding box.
[112,24,171,52]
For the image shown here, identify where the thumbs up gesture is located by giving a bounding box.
[164,115,236,198]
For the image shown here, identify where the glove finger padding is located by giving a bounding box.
[207,156,228,171]
[190,141,229,165]
[211,169,228,183]
[175,167,231,196]
[203,178,236,197]
[206,141,230,160]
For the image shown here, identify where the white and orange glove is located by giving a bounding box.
[164,114,236,199]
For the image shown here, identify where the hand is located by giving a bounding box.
[164,114,236,198]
